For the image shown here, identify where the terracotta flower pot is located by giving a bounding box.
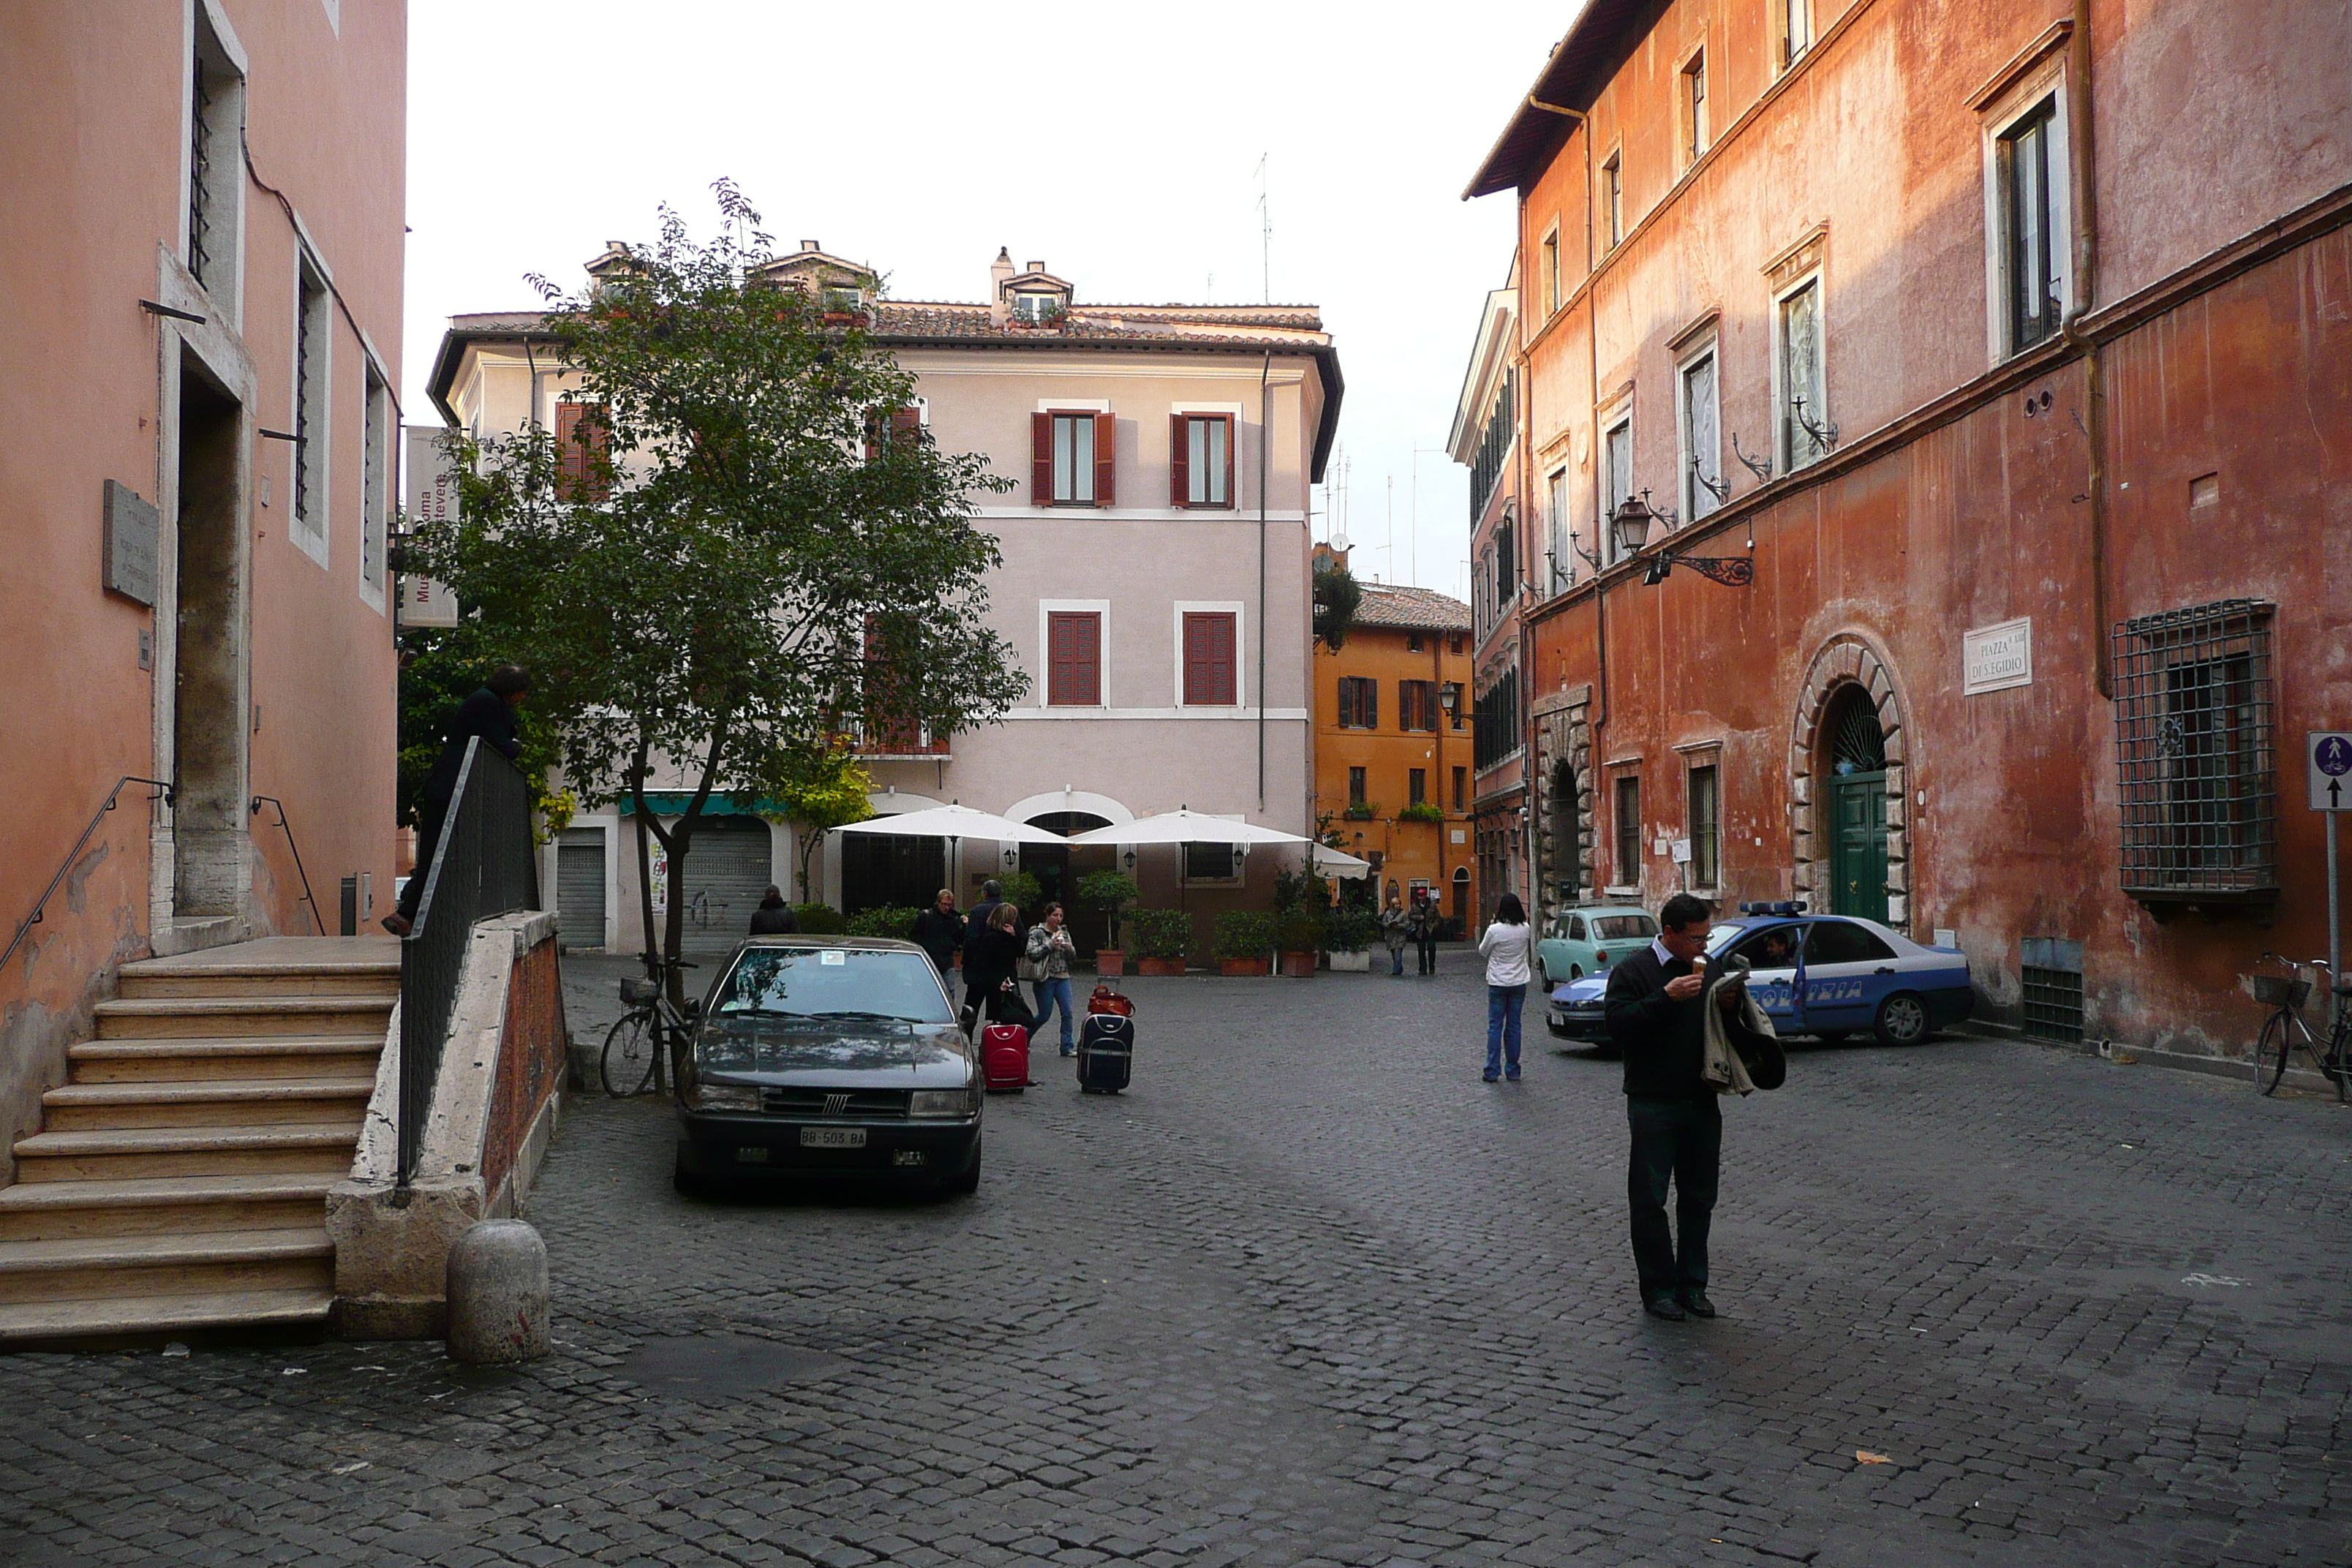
[1278,951,1318,978]
[1218,957,1271,977]
[1094,949,1126,978]
[1137,957,1186,977]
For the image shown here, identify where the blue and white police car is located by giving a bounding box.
[1544,902,1973,1050]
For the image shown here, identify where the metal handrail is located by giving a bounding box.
[2,776,176,978]
[397,739,539,1184]
[248,795,324,935]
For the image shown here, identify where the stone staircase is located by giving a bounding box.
[0,938,396,1343]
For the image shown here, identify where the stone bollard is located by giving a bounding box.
[445,1218,550,1365]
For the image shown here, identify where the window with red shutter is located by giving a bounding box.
[1046,611,1101,706]
[554,400,610,502]
[1046,413,1098,503]
[1181,611,1237,705]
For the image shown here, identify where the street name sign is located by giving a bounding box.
[2311,731,2352,812]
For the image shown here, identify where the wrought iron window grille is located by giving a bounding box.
[2111,599,2277,912]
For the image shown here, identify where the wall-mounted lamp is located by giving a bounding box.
[1618,491,1753,588]
[1230,845,1247,876]
[1122,848,1137,871]
[1439,685,1458,715]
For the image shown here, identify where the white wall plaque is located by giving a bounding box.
[399,426,462,627]
[1963,617,2032,695]
[102,480,159,606]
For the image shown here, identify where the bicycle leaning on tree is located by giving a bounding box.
[2250,951,2351,1101]
[601,951,700,1098]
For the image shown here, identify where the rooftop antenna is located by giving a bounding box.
[1254,153,1271,304]
[1385,474,1395,581]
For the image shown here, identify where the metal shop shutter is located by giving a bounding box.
[556,827,607,951]
[676,817,774,950]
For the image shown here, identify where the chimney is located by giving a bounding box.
[990,247,1014,326]
[800,239,821,253]
[1025,260,1046,274]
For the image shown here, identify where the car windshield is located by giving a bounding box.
[1704,923,1748,955]
[712,947,954,1024]
[1590,914,1656,941]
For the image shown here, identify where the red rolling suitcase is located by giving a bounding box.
[981,1024,1032,1092]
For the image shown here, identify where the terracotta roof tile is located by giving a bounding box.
[1352,584,1471,633]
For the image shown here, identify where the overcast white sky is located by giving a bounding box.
[404,1,1574,603]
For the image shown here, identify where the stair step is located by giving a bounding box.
[0,1286,331,1345]
[0,1227,333,1305]
[13,1124,358,1183]
[94,995,391,1041]
[117,964,399,1000]
[0,1173,337,1243]
[42,1077,377,1130]
[69,1036,382,1083]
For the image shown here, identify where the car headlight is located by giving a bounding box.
[685,1082,763,1113]
[908,1089,979,1118]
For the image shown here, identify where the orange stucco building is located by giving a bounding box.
[1311,559,1477,927]
[1,2,407,1161]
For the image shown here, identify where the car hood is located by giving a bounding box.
[1552,974,1610,1006]
[693,1017,974,1086]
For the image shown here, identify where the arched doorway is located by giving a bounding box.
[1820,685,1889,921]
[1549,758,1580,907]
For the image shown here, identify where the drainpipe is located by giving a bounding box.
[2059,0,2107,696]
[1259,351,1271,810]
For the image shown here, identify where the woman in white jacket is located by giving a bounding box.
[1478,893,1534,1082]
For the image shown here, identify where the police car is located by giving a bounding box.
[1544,902,1973,1050]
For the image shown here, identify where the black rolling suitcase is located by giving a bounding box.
[1077,1012,1134,1094]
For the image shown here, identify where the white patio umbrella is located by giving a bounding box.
[1311,843,1374,879]
[828,803,1074,845]
[1063,807,1311,848]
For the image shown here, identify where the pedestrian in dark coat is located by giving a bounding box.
[960,900,1036,1038]
[1409,891,1441,976]
[748,886,799,935]
[385,666,529,934]
[960,878,1003,980]
[909,889,966,1002]
[1604,892,1742,1322]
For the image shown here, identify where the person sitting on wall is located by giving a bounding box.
[382,666,529,937]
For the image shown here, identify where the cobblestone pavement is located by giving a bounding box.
[6,950,2351,1567]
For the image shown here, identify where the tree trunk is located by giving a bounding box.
[630,741,657,979]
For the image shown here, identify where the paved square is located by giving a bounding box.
[4,954,2348,1566]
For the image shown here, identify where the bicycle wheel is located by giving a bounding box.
[601,1010,660,1097]
[2255,1010,2299,1096]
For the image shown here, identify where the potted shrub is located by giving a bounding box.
[1275,907,1324,978]
[1322,904,1379,972]
[844,904,921,940]
[1125,908,1194,976]
[1398,800,1446,825]
[1077,870,1139,976]
[792,902,847,934]
[1343,801,1380,821]
[1211,911,1275,976]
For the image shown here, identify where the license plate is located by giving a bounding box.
[1548,1012,1567,1028]
[800,1127,866,1149]
[736,1147,768,1164]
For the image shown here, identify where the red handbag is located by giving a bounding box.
[1087,982,1135,1017]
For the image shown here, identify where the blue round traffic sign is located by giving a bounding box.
[2320,736,2352,777]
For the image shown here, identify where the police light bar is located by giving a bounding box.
[1738,900,1809,916]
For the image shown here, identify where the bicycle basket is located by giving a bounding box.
[619,976,660,1006]
[2250,973,2310,1009]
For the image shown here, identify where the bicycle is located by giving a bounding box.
[2251,952,2351,1101]
[601,952,699,1098]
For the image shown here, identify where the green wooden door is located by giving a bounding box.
[1831,772,1888,921]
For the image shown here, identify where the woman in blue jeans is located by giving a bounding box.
[1025,903,1080,1056]
[1478,894,1534,1082]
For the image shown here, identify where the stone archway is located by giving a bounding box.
[1789,636,1912,932]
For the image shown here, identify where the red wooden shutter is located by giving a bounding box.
[1047,611,1101,706]
[1169,414,1189,508]
[1093,411,1116,506]
[1031,412,1053,505]
[556,401,608,501]
[1217,415,1235,508]
[1183,612,1237,705]
[891,407,921,447]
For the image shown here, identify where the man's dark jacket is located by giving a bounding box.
[748,901,799,935]
[961,899,1003,971]
[1605,946,1716,1099]
[423,688,521,807]
[911,907,966,971]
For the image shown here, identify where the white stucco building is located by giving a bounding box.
[427,242,1342,957]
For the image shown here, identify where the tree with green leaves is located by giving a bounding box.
[409,182,1026,991]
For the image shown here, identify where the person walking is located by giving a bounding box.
[383,666,529,935]
[1380,893,1410,977]
[909,889,966,1006]
[1604,892,1739,1322]
[1023,902,1079,1057]
[1478,893,1534,1083]
[962,900,1036,1039]
[1410,890,1441,976]
[748,886,799,935]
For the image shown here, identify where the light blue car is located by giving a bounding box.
[1545,903,1974,1049]
[1532,904,1659,989]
